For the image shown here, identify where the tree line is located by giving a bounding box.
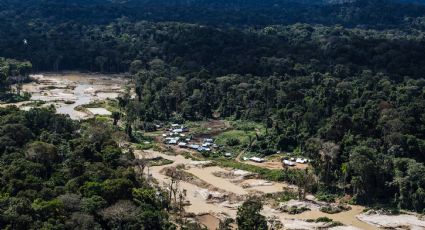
[3,19,425,80]
[1,0,425,216]
[2,0,425,28]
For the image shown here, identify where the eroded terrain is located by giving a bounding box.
[2,72,127,119]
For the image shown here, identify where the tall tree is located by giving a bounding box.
[236,197,268,230]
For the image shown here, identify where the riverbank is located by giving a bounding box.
[136,121,425,230]
[1,72,128,119]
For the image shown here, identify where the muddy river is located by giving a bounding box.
[137,148,425,230]
[135,149,392,230]
[3,72,127,119]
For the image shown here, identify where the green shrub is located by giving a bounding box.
[215,159,298,182]
[316,192,337,203]
[329,221,344,227]
[319,205,351,214]
[148,157,173,166]
[226,137,241,146]
[283,205,311,214]
[280,190,298,202]
[231,121,263,132]
[315,217,333,223]
[136,142,157,150]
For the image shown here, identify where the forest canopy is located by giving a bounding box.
[0,108,172,229]
[1,0,425,222]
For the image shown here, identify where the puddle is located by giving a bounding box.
[135,149,380,230]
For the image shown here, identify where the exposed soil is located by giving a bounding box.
[139,125,386,230]
[191,120,231,142]
[197,214,221,230]
[358,211,425,229]
[290,206,378,230]
[3,73,410,230]
[4,72,127,120]
[135,149,381,230]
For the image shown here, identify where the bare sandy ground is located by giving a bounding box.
[4,73,126,119]
[358,211,425,229]
[290,207,378,230]
[135,149,382,230]
[186,166,250,195]
[138,150,240,216]
[86,107,112,116]
[196,214,221,230]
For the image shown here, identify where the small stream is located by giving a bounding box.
[55,83,92,119]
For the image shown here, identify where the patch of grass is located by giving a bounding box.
[215,130,255,147]
[143,130,163,137]
[282,205,311,214]
[135,141,158,150]
[279,190,298,202]
[215,159,298,182]
[95,116,110,122]
[181,151,203,161]
[22,100,46,107]
[80,99,120,113]
[315,217,344,227]
[320,205,351,214]
[185,121,208,134]
[329,221,344,227]
[152,145,162,152]
[230,120,265,132]
[316,192,337,203]
[315,217,333,223]
[148,157,173,167]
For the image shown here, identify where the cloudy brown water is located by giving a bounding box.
[291,206,378,230]
[186,166,249,195]
[19,72,126,119]
[139,150,239,215]
[136,149,380,229]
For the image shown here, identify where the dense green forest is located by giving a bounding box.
[1,0,425,224]
[2,0,425,28]
[0,58,32,102]
[3,0,425,75]
[0,108,173,229]
[125,56,425,211]
[4,21,425,78]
